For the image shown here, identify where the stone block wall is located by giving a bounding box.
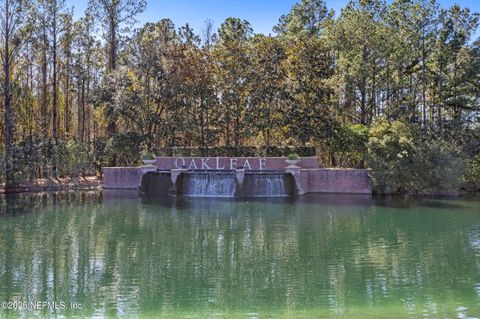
[103,167,147,189]
[103,167,372,194]
[300,169,372,194]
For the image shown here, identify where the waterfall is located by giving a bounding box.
[141,170,296,198]
[140,172,173,195]
[181,171,237,197]
[242,173,293,197]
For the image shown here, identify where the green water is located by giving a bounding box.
[1,191,480,318]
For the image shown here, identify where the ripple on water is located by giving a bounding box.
[0,192,479,318]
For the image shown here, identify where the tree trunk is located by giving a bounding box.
[421,31,427,127]
[106,15,117,139]
[64,46,71,137]
[234,102,240,148]
[52,3,58,178]
[78,77,85,142]
[3,0,13,186]
[41,17,48,138]
[371,62,377,121]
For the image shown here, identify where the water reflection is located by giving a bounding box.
[0,192,479,318]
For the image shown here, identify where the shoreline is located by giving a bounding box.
[0,177,102,194]
[1,177,478,198]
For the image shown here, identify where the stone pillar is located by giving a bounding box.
[286,167,305,196]
[170,169,187,196]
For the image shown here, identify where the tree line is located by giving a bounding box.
[0,0,479,193]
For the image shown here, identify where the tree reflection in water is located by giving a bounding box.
[0,192,479,318]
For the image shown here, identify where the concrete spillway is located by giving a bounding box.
[241,172,295,197]
[140,170,295,198]
[179,171,237,197]
[104,157,372,195]
[140,171,173,195]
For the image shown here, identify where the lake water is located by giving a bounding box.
[1,191,480,318]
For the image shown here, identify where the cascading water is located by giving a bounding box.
[141,170,296,198]
[180,171,237,197]
[140,172,173,195]
[242,172,294,197]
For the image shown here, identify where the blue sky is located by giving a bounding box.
[66,0,480,38]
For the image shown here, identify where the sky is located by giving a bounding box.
[66,0,480,39]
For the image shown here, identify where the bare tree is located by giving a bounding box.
[0,0,31,186]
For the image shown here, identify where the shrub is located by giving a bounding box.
[142,152,156,160]
[417,140,466,193]
[326,124,369,167]
[366,120,466,194]
[105,132,145,167]
[60,140,93,177]
[463,154,480,191]
[287,153,299,160]
[93,138,108,175]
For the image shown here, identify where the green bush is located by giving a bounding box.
[463,154,480,191]
[326,124,369,167]
[142,152,156,160]
[58,140,93,177]
[287,153,299,160]
[105,132,145,167]
[366,120,416,194]
[93,138,107,175]
[1,137,96,182]
[12,136,45,181]
[418,140,466,193]
[366,120,466,194]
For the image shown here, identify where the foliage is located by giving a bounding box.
[0,136,94,183]
[463,154,480,191]
[274,0,333,38]
[105,132,145,167]
[214,17,254,147]
[282,36,335,144]
[325,124,369,168]
[287,153,300,160]
[55,140,94,178]
[154,146,316,157]
[142,152,156,160]
[93,138,108,175]
[0,0,479,195]
[366,120,466,194]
